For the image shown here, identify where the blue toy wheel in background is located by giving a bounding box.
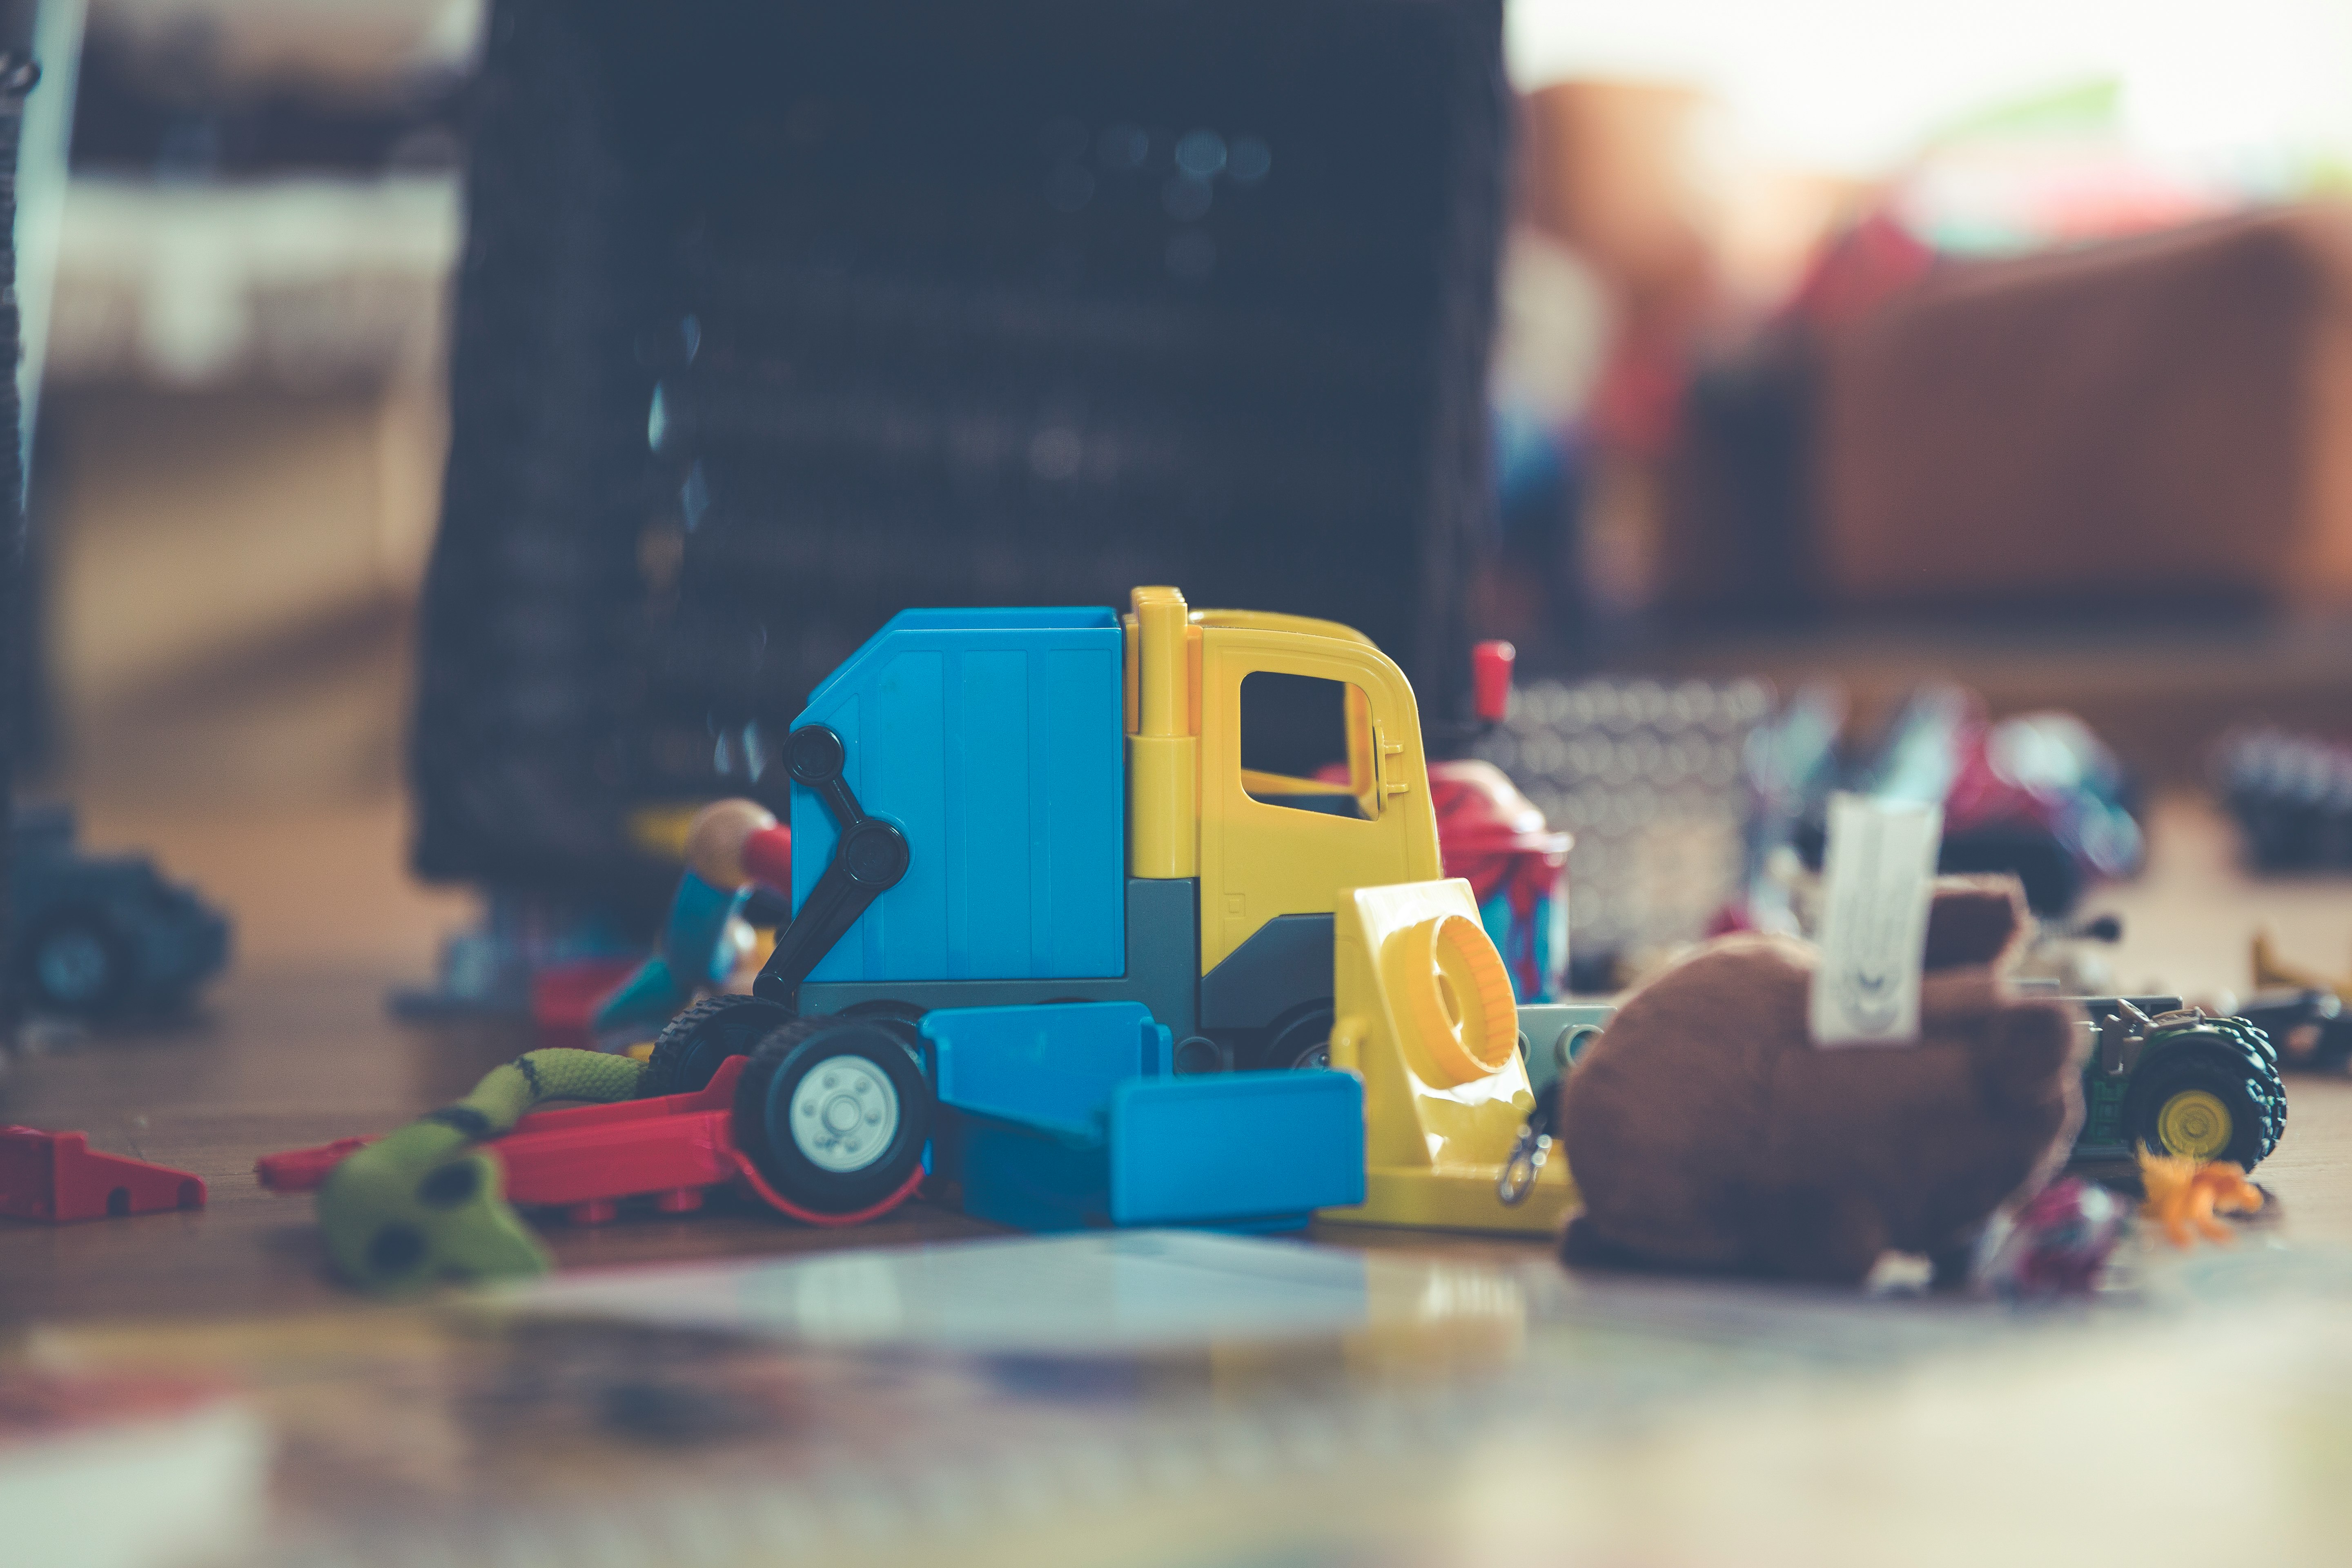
[23,909,132,1015]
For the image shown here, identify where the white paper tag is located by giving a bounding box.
[1809,793,1942,1047]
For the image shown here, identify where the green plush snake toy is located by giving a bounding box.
[319,1049,644,1294]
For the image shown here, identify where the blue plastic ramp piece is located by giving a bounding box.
[925,1002,1170,1130]
[923,1002,1363,1234]
[790,606,1125,982]
[1109,1072,1365,1225]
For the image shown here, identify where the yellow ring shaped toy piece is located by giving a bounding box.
[1383,913,1518,1086]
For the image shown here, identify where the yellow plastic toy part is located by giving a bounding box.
[1124,584,1445,973]
[1318,878,1577,1234]
[1126,586,1200,880]
[626,802,710,862]
[1190,611,1441,974]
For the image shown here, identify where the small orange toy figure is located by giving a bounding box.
[2138,1149,2264,1247]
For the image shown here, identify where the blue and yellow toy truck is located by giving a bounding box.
[644,586,1568,1230]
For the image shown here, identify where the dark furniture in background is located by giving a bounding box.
[412,0,1508,912]
[0,51,38,1042]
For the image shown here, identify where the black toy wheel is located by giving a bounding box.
[2125,1054,2278,1168]
[643,994,794,1096]
[1172,1034,1225,1074]
[1261,1002,1334,1071]
[733,1014,932,1214]
[23,911,132,1016]
[838,999,927,1025]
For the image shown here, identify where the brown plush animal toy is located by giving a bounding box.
[1561,876,2087,1285]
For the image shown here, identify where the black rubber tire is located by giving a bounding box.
[837,999,927,1024]
[642,994,794,1096]
[1260,1001,1334,1071]
[1172,1034,1225,1075]
[733,1015,932,1214]
[22,910,134,1016]
[2125,1052,2278,1168]
[833,1000,937,1077]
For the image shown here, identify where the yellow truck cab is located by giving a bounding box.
[785,586,1443,1073]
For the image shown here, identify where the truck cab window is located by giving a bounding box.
[1239,670,1376,820]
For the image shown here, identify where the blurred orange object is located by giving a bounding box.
[1517,80,1722,319]
[1518,81,1726,458]
[2138,1149,2263,1248]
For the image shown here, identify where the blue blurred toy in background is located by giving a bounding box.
[591,799,791,1040]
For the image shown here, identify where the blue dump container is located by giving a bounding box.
[790,607,1126,984]
[929,1001,1171,1123]
[922,1002,1365,1234]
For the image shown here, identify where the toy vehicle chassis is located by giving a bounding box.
[2067,995,2286,1169]
[257,1054,922,1229]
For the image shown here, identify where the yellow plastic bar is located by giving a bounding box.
[1191,607,1376,646]
[1343,684,1379,820]
[1238,769,1356,798]
[1127,586,1198,878]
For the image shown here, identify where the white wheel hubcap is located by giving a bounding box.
[789,1056,900,1172]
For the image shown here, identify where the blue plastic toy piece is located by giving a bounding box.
[789,607,1126,984]
[592,870,748,1037]
[927,1001,1170,1126]
[923,1002,1365,1233]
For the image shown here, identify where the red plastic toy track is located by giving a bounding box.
[0,1127,207,1223]
[254,1055,924,1228]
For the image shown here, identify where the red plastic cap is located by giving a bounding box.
[1472,641,1515,723]
[741,822,793,893]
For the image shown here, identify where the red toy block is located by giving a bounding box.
[0,1128,207,1223]
[254,1136,373,1192]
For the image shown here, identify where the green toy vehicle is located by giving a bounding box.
[2071,996,2286,1169]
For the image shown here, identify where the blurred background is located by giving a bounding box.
[13,0,2352,987]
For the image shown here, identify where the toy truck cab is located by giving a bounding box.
[1138,588,1444,1068]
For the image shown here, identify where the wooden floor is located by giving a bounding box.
[9,789,2352,1566]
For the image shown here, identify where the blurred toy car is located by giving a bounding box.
[2214,728,2352,871]
[2232,983,2352,1074]
[2070,996,2285,1169]
[10,804,229,1017]
[1821,688,2142,916]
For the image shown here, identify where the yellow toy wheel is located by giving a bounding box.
[2154,1088,2234,1160]
[1381,913,1517,1086]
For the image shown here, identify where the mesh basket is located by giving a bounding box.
[412,0,1506,906]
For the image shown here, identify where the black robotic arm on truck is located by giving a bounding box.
[751,724,910,1009]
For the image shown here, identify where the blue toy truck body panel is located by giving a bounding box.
[791,608,1125,983]
[923,1002,1364,1232]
